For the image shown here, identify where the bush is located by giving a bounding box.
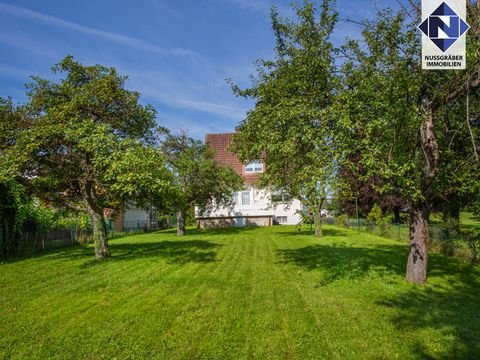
[157,215,174,229]
[336,214,349,228]
[434,237,456,257]
[0,181,32,256]
[472,200,480,218]
[399,212,410,224]
[367,204,383,226]
[377,216,391,237]
[462,229,480,262]
[428,219,460,257]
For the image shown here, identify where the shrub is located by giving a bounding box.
[157,215,173,229]
[367,204,383,226]
[399,212,410,224]
[428,219,460,257]
[462,229,480,262]
[434,237,456,257]
[377,216,391,237]
[336,214,349,228]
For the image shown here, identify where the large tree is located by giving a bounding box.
[339,153,406,221]
[231,1,344,237]
[0,56,171,258]
[161,132,242,236]
[429,88,480,223]
[338,2,480,282]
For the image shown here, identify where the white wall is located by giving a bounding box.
[123,206,150,228]
[197,186,303,226]
[271,199,303,225]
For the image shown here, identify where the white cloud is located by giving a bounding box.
[141,86,248,120]
[156,112,234,140]
[116,65,250,121]
[0,2,203,60]
[0,32,60,59]
[226,0,271,12]
[224,0,291,15]
[0,63,35,79]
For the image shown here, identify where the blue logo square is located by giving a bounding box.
[418,2,470,52]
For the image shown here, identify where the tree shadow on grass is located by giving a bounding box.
[277,241,480,283]
[0,243,81,265]
[377,262,480,359]
[275,227,350,238]
[277,241,480,358]
[110,240,222,265]
[189,226,262,237]
[277,242,407,284]
[35,239,223,268]
[3,226,254,266]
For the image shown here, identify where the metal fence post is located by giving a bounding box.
[355,197,360,232]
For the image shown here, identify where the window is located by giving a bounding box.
[241,191,250,205]
[271,192,292,203]
[245,161,264,173]
[276,216,288,224]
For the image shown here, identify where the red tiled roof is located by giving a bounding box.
[205,133,260,185]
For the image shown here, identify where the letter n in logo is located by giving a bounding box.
[418,2,470,52]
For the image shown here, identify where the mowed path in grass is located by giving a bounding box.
[1,225,479,359]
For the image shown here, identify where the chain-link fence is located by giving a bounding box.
[330,216,479,261]
[118,215,177,235]
[1,215,179,258]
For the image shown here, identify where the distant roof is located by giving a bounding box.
[205,133,260,185]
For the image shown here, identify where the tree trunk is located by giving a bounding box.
[406,203,429,283]
[404,95,439,283]
[313,196,325,237]
[80,178,110,258]
[88,208,110,259]
[314,206,322,237]
[177,210,186,236]
[393,206,400,224]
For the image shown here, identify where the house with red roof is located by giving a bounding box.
[195,133,303,228]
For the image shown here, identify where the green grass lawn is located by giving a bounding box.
[460,212,480,229]
[1,225,479,359]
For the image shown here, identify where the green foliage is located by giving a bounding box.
[336,3,480,282]
[54,212,91,231]
[337,5,480,207]
[367,204,383,225]
[0,181,29,256]
[336,214,348,228]
[1,56,171,256]
[296,209,313,225]
[99,140,174,210]
[462,229,480,262]
[156,215,175,230]
[161,132,243,234]
[185,207,196,227]
[337,10,423,203]
[231,1,345,237]
[473,199,480,219]
[0,180,95,257]
[0,98,26,182]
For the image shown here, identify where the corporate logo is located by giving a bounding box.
[419,0,470,69]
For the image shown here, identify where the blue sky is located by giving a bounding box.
[0,0,399,139]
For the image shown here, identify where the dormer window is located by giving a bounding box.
[245,161,263,173]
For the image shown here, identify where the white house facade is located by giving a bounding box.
[195,133,303,228]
